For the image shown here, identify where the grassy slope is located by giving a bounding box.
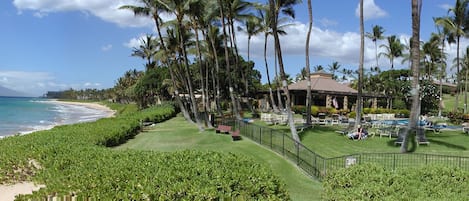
[116,115,322,201]
[442,93,468,112]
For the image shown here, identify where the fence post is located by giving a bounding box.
[297,144,300,165]
[259,127,262,144]
[282,132,285,156]
[270,129,273,149]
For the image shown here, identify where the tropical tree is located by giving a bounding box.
[402,0,423,153]
[366,25,385,70]
[434,17,454,116]
[120,0,192,121]
[422,33,442,79]
[257,5,279,112]
[130,34,158,70]
[379,35,405,69]
[327,61,341,80]
[268,0,301,142]
[313,65,324,72]
[355,0,364,128]
[379,35,404,109]
[305,0,313,125]
[460,47,469,113]
[218,0,241,119]
[435,0,469,111]
[240,16,263,62]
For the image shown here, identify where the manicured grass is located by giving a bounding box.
[293,125,469,158]
[116,115,322,201]
[442,93,469,112]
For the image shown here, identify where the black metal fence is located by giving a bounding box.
[219,119,469,180]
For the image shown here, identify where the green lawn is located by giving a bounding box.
[116,115,322,201]
[442,93,469,112]
[297,125,469,158]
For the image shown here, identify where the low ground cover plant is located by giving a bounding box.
[0,103,289,200]
[323,163,469,200]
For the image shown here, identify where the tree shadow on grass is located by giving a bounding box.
[427,139,467,151]
[385,138,467,151]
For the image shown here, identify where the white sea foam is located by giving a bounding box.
[0,99,113,139]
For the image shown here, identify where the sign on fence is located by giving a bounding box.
[345,156,357,168]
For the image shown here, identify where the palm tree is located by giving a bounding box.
[313,65,324,72]
[218,0,241,119]
[435,0,469,111]
[379,35,404,109]
[328,61,341,80]
[356,0,364,129]
[268,0,301,143]
[161,0,205,131]
[366,25,385,70]
[422,33,442,79]
[462,47,469,113]
[257,6,279,112]
[241,16,263,62]
[120,0,192,121]
[130,34,158,70]
[402,0,422,153]
[379,35,404,69]
[435,18,454,117]
[186,0,214,128]
[305,0,313,125]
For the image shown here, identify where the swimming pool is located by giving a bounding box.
[371,119,462,130]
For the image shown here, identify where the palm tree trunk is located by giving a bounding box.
[264,33,279,112]
[305,0,313,125]
[248,36,251,61]
[208,29,223,116]
[269,0,300,143]
[401,0,422,153]
[375,40,379,69]
[152,15,191,122]
[355,0,364,128]
[465,67,468,113]
[177,20,204,131]
[219,0,240,120]
[455,37,461,111]
[193,21,213,128]
[274,53,284,110]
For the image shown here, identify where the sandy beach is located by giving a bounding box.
[49,100,116,118]
[0,101,115,200]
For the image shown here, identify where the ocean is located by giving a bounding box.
[0,97,111,137]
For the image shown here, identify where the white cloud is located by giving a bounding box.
[0,70,105,96]
[124,36,142,49]
[438,4,452,11]
[236,21,378,68]
[101,44,113,51]
[355,0,388,20]
[318,18,338,28]
[13,0,152,27]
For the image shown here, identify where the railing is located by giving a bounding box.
[218,118,469,180]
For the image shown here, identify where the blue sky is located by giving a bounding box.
[0,0,464,96]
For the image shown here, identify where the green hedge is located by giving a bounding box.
[0,103,289,200]
[323,163,469,200]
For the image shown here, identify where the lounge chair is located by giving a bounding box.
[336,123,355,135]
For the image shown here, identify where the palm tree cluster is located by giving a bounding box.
[117,0,306,134]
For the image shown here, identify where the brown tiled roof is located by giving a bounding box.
[289,75,358,94]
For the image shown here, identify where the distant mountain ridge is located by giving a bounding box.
[0,85,31,97]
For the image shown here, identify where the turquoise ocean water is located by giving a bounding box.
[0,96,110,137]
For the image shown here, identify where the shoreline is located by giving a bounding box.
[0,100,116,200]
[48,100,116,118]
[0,100,116,139]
